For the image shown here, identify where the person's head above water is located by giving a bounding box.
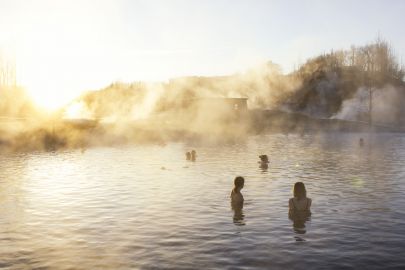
[259,155,269,162]
[293,182,307,200]
[233,176,245,192]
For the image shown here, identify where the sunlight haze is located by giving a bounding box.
[1,0,405,109]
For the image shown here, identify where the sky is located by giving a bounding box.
[0,0,405,108]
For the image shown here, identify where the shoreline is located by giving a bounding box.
[0,110,404,152]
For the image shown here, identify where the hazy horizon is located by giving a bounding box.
[1,0,405,109]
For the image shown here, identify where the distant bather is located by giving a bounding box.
[259,154,269,169]
[230,176,244,210]
[186,152,191,160]
[191,150,197,161]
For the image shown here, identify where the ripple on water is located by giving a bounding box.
[1,134,405,269]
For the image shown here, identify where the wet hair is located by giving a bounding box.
[234,176,245,189]
[293,182,307,200]
[259,155,268,162]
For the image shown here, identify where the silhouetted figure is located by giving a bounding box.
[289,182,311,216]
[230,176,245,225]
[231,176,244,210]
[186,152,191,160]
[289,182,312,234]
[259,154,269,169]
[359,138,364,147]
[191,150,197,161]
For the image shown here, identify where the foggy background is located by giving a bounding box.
[1,38,404,152]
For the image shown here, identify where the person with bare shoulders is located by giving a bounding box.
[289,182,311,217]
[230,176,244,209]
[186,152,191,160]
[258,154,269,169]
[191,150,197,161]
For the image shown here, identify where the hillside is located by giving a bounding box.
[71,39,405,129]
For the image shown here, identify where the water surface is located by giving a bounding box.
[1,133,405,269]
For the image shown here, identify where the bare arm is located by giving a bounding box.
[288,198,294,211]
[307,198,312,210]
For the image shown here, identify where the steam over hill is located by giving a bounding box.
[75,39,405,127]
[286,39,405,124]
[74,61,293,119]
[1,39,405,151]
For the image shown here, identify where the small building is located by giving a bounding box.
[191,97,248,122]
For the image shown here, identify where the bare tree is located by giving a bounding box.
[0,52,17,89]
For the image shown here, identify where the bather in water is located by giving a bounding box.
[289,182,311,234]
[230,176,245,225]
[258,154,269,169]
[230,176,244,209]
[191,150,197,161]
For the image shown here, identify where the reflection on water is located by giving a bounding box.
[1,133,405,269]
[232,207,245,226]
[289,212,311,235]
[259,163,268,172]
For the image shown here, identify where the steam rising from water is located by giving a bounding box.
[333,85,405,125]
[1,40,405,152]
[69,62,299,122]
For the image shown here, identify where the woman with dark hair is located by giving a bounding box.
[289,182,312,217]
[230,176,245,209]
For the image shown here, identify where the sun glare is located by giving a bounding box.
[64,101,92,119]
[16,34,85,111]
[24,85,69,111]
[10,1,115,112]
